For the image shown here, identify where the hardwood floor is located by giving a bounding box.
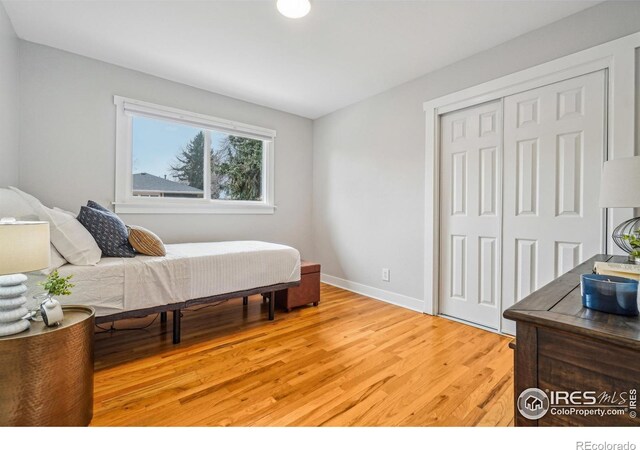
[92,284,514,426]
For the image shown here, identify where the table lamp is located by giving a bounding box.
[0,218,50,336]
[599,156,640,263]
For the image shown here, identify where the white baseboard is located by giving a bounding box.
[320,273,424,313]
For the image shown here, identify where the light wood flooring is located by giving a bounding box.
[92,283,514,426]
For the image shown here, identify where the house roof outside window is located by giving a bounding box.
[132,172,203,196]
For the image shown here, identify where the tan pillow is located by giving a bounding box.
[127,225,166,256]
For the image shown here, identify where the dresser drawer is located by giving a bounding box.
[537,328,640,426]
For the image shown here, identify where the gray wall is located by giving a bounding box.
[13,2,640,308]
[312,1,640,304]
[18,42,314,256]
[0,2,19,186]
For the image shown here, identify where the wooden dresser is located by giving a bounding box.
[504,255,640,426]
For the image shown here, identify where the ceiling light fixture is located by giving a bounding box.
[277,0,311,19]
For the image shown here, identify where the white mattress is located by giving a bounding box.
[26,241,300,317]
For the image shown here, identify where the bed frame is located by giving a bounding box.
[94,281,300,344]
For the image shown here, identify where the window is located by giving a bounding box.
[114,96,276,214]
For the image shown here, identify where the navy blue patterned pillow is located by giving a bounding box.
[87,200,112,214]
[77,206,135,257]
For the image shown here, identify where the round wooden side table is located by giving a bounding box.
[0,305,95,426]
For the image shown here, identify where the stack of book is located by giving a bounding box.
[594,261,640,280]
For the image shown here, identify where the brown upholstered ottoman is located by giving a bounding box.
[276,261,320,312]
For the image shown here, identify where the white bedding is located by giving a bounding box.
[26,241,301,317]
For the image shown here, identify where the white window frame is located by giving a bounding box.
[113,96,276,214]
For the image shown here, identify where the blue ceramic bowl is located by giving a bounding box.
[580,274,639,316]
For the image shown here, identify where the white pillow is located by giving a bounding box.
[0,188,36,219]
[53,207,77,218]
[38,204,102,266]
[41,244,68,275]
[9,187,101,266]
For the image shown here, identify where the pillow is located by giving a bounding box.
[41,244,68,275]
[53,207,77,218]
[7,186,42,212]
[87,200,112,214]
[40,206,102,265]
[128,225,166,256]
[77,206,135,257]
[9,187,101,265]
[0,188,37,219]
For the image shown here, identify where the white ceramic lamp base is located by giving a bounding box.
[0,274,31,337]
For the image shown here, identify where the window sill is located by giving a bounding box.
[113,201,276,215]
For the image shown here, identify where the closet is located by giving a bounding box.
[439,70,606,333]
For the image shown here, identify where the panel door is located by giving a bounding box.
[440,101,502,330]
[501,70,606,334]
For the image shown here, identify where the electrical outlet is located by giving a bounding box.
[382,268,390,282]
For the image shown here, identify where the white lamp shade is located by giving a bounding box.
[0,220,50,275]
[599,156,640,208]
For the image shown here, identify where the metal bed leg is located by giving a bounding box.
[243,296,248,306]
[160,311,167,324]
[172,309,181,344]
[269,291,275,321]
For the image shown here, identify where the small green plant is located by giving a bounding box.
[622,229,640,258]
[39,270,75,297]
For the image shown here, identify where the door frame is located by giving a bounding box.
[423,31,640,318]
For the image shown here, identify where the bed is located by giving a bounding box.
[27,241,301,343]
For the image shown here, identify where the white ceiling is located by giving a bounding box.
[3,0,600,119]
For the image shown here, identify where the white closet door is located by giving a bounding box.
[440,101,502,330]
[501,70,606,334]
